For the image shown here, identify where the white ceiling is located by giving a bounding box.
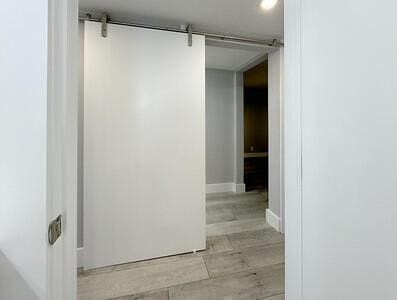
[204,39,274,71]
[79,0,284,41]
[205,46,261,71]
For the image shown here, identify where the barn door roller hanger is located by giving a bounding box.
[81,12,282,48]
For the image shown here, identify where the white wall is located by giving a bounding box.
[234,72,245,185]
[206,69,236,184]
[286,0,397,299]
[205,69,245,193]
[268,49,284,221]
[0,2,48,299]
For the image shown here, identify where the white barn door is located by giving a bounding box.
[83,21,206,269]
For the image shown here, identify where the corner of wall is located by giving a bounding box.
[233,72,244,185]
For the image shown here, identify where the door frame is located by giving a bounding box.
[47,0,78,298]
[284,0,303,299]
[55,0,303,298]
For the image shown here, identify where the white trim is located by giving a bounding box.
[206,183,246,194]
[77,248,84,268]
[266,209,281,232]
[233,72,245,189]
[279,46,285,235]
[206,183,234,193]
[47,0,78,298]
[284,0,303,299]
[235,183,246,193]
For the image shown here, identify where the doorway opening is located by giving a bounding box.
[77,17,285,300]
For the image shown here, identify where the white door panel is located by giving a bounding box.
[84,21,206,269]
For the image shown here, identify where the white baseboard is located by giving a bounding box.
[206,183,234,193]
[266,209,281,232]
[77,247,84,268]
[206,183,246,194]
[235,183,246,193]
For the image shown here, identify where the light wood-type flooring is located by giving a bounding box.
[78,190,285,300]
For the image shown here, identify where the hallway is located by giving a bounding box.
[78,191,284,299]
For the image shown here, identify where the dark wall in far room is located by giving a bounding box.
[243,61,268,191]
[244,87,268,153]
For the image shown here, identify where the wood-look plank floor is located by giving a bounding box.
[78,190,285,300]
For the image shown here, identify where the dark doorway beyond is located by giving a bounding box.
[243,62,268,191]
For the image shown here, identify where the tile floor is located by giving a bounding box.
[78,190,285,300]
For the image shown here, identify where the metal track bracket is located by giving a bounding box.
[101,13,110,38]
[271,39,281,47]
[187,24,193,47]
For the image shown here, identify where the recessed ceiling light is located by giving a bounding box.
[261,0,278,10]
